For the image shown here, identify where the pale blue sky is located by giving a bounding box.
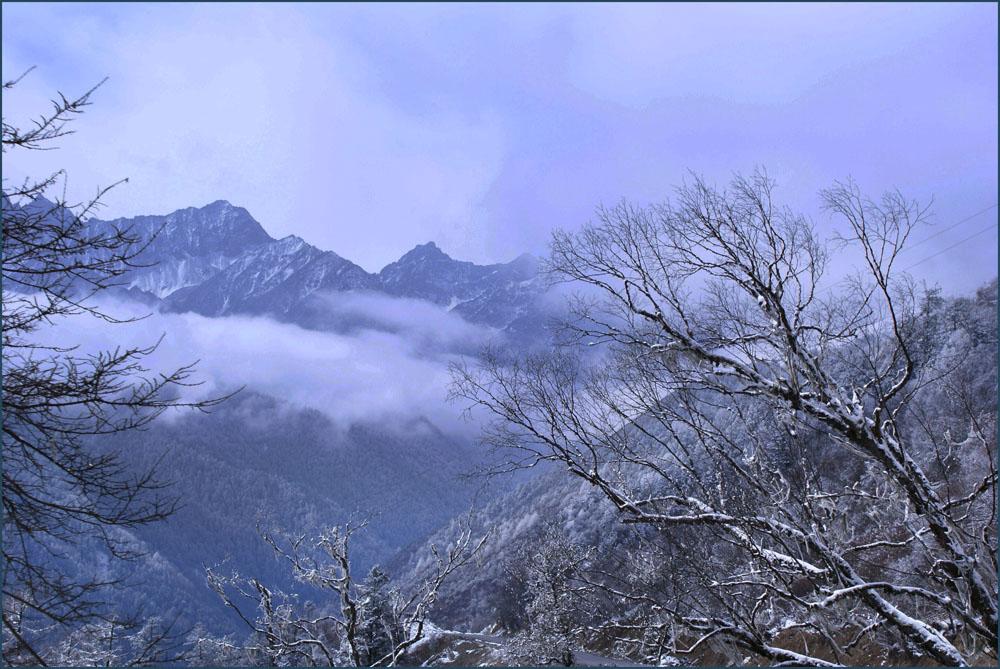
[2,2,997,291]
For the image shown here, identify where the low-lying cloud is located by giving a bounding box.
[33,293,498,434]
[300,290,495,355]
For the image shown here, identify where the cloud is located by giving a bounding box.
[2,3,996,292]
[31,294,496,434]
[303,291,496,355]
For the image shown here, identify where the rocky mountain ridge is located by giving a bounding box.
[85,199,545,334]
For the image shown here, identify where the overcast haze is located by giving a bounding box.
[2,2,997,290]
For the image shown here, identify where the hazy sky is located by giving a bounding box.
[2,2,997,290]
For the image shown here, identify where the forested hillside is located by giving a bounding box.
[397,278,998,666]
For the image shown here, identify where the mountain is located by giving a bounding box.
[389,446,646,633]
[50,198,553,634]
[164,234,377,317]
[92,391,491,636]
[92,200,274,297]
[15,196,556,637]
[84,199,548,336]
[379,242,543,329]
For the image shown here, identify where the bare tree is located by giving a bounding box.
[23,615,189,667]
[452,172,997,666]
[204,521,488,666]
[502,524,595,666]
[2,71,230,664]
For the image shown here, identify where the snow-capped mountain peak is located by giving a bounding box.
[96,202,547,336]
[87,200,275,298]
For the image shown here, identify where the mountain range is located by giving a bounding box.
[88,200,546,337]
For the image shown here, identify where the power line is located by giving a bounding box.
[903,222,998,271]
[905,202,998,251]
